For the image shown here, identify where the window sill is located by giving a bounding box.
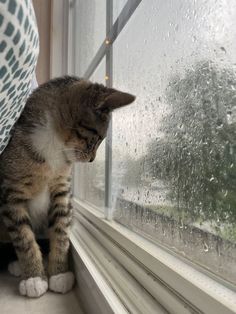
[71,197,236,314]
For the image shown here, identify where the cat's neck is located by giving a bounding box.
[30,113,68,172]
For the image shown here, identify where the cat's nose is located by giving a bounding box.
[89,156,95,162]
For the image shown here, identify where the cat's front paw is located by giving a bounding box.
[49,272,74,294]
[19,277,48,298]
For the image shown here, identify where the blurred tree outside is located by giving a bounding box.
[145,61,236,232]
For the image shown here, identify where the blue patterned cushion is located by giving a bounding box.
[0,0,39,154]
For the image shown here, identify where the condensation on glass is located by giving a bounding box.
[74,58,106,209]
[74,0,106,76]
[111,0,236,285]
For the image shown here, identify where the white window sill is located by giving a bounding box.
[71,197,236,314]
[0,271,84,314]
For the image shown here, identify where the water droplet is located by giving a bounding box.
[227,111,233,124]
[174,24,179,31]
[209,176,215,182]
[220,46,226,53]
[203,242,209,252]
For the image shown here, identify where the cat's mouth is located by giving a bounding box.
[73,149,95,163]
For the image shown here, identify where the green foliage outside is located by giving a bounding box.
[124,61,236,240]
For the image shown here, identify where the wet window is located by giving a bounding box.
[74,58,106,208]
[74,0,106,76]
[73,0,236,285]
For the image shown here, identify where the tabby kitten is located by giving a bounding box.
[0,76,135,298]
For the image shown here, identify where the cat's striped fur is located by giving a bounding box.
[0,76,135,297]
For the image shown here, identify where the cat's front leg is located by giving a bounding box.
[2,202,47,297]
[48,179,74,293]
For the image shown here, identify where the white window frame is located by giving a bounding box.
[71,198,236,314]
[50,1,236,313]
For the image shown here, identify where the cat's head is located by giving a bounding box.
[56,80,135,163]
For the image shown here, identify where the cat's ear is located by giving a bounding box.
[99,90,135,111]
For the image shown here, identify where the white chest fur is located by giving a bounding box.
[27,187,50,231]
[30,114,67,173]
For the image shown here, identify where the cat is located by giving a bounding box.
[0,76,135,298]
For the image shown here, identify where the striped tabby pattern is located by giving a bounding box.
[0,75,135,297]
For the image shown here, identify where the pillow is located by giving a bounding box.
[0,0,39,154]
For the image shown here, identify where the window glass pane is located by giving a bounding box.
[74,58,106,209]
[112,0,236,285]
[113,0,127,22]
[74,0,106,76]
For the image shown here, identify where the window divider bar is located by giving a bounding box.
[109,0,142,43]
[83,0,143,79]
[105,0,113,219]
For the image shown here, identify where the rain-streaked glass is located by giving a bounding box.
[74,58,106,209]
[112,0,236,284]
[74,0,106,76]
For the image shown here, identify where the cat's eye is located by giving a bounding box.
[78,124,104,141]
[80,124,98,135]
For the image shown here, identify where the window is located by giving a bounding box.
[73,0,106,76]
[113,0,127,21]
[73,58,106,209]
[111,0,236,285]
[69,0,236,312]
